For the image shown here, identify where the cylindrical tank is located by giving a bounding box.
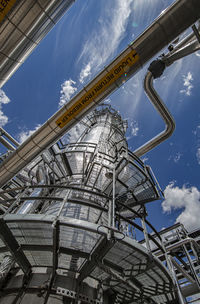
[0,106,175,304]
[43,105,128,227]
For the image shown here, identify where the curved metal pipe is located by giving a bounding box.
[134,71,175,157]
[0,0,200,187]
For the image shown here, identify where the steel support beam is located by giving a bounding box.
[1,0,200,187]
[77,237,114,283]
[0,218,31,275]
[171,258,196,285]
[52,220,60,276]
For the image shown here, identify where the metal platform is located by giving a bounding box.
[0,106,177,303]
[0,215,176,304]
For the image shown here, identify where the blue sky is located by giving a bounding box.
[0,0,200,232]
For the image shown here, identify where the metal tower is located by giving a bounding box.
[0,104,178,304]
[1,1,200,303]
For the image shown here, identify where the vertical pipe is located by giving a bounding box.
[134,71,175,157]
[2,0,200,189]
[56,190,70,218]
[141,217,151,252]
[112,167,116,228]
[108,199,112,228]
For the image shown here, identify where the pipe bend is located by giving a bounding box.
[134,71,175,157]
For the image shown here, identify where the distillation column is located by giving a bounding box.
[0,105,178,304]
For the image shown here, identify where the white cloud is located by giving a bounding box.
[180,71,194,96]
[79,63,91,84]
[0,89,11,127]
[0,110,8,127]
[173,152,182,163]
[168,152,182,163]
[18,124,41,143]
[162,182,200,231]
[59,79,77,107]
[0,89,10,104]
[130,121,139,136]
[78,0,133,84]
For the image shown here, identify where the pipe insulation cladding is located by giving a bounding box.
[0,0,76,88]
[0,0,200,188]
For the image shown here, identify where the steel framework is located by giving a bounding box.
[0,105,177,304]
[0,1,200,303]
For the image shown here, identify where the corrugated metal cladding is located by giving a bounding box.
[0,0,75,88]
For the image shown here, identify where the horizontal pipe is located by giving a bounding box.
[1,0,200,187]
[0,127,19,147]
[169,22,200,56]
[0,136,16,151]
[166,238,200,253]
[164,40,200,66]
[133,71,175,157]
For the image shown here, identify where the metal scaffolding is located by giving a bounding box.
[144,223,200,304]
[0,0,200,303]
[0,105,177,304]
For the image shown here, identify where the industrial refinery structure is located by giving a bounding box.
[0,1,200,303]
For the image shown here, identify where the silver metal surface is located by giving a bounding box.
[133,71,175,157]
[0,127,19,147]
[166,237,200,253]
[147,224,200,302]
[171,258,196,285]
[0,106,160,215]
[0,255,14,283]
[0,214,176,303]
[0,105,175,303]
[0,127,19,151]
[0,135,16,151]
[134,20,200,159]
[164,39,200,66]
[192,24,200,44]
[1,1,200,302]
[1,0,200,188]
[169,257,187,304]
[0,0,76,88]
